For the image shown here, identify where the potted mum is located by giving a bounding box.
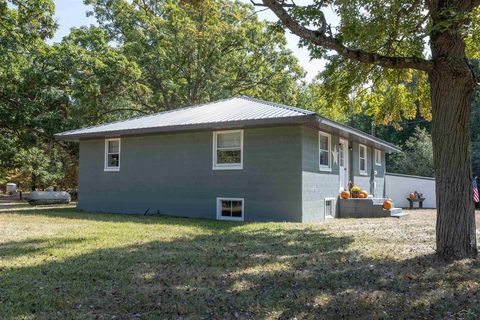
[351,186,361,198]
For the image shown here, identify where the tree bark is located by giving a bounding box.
[31,173,37,191]
[429,29,478,259]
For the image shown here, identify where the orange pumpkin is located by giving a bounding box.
[383,200,393,210]
[358,193,366,199]
[340,191,350,199]
[359,190,368,198]
[409,193,416,199]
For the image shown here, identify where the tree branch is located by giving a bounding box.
[261,0,434,72]
[88,108,149,122]
[250,0,295,8]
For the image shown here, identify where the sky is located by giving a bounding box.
[51,0,338,81]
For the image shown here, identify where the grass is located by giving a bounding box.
[0,206,479,319]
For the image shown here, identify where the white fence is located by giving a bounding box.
[385,173,436,208]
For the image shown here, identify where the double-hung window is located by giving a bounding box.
[359,144,367,175]
[318,131,331,171]
[375,149,382,166]
[105,138,121,171]
[217,198,244,221]
[213,130,243,170]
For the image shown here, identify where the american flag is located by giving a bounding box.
[473,177,479,203]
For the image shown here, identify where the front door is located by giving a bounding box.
[339,139,349,191]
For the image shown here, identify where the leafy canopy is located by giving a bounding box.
[85,0,305,110]
[388,127,434,177]
[263,0,480,125]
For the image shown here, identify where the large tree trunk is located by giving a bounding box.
[430,29,478,259]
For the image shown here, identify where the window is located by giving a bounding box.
[325,198,335,218]
[359,144,367,175]
[217,198,244,221]
[105,138,120,171]
[213,130,243,170]
[375,149,382,166]
[318,131,331,171]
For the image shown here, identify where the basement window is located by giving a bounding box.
[105,138,121,171]
[325,198,335,218]
[217,198,244,221]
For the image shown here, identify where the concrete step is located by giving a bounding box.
[338,198,391,218]
[390,208,408,218]
[371,198,387,205]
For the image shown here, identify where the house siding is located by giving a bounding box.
[350,142,386,197]
[78,126,303,222]
[301,127,340,222]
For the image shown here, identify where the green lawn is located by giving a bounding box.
[0,206,479,319]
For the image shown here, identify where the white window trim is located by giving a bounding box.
[104,138,121,172]
[318,131,332,172]
[325,197,336,219]
[375,148,382,166]
[216,197,244,221]
[212,130,244,170]
[359,144,367,176]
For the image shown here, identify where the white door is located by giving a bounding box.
[339,139,349,191]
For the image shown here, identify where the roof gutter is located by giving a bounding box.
[317,117,402,153]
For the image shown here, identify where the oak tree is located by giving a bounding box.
[261,0,479,259]
[85,0,305,110]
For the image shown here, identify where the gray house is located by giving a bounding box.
[56,96,401,222]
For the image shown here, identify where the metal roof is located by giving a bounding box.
[317,117,401,153]
[56,96,313,138]
[55,96,401,152]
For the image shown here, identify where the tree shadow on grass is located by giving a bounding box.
[0,206,253,232]
[0,237,87,259]
[0,224,479,319]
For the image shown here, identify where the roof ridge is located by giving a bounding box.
[238,95,314,115]
[238,96,400,152]
[57,96,240,136]
[240,95,399,151]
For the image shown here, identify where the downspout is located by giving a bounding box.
[370,148,376,196]
[349,144,354,188]
[370,124,376,196]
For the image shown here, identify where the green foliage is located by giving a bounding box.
[318,56,431,127]
[0,0,62,186]
[285,0,480,126]
[388,127,434,177]
[296,81,349,122]
[11,147,64,190]
[294,1,429,125]
[470,60,480,179]
[85,0,304,110]
[466,7,480,59]
[52,26,146,127]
